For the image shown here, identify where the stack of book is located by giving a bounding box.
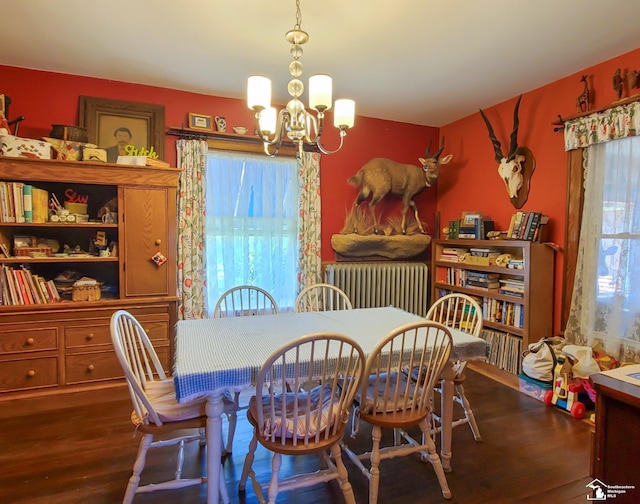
[440,247,468,262]
[465,271,500,290]
[448,218,495,239]
[498,278,525,297]
[0,181,49,223]
[506,211,548,241]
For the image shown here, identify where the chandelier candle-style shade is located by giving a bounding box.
[247,0,355,159]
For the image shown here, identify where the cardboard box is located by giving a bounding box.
[518,373,552,402]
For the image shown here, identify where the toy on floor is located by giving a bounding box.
[543,354,591,419]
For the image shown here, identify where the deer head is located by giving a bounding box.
[419,138,453,187]
[479,95,533,208]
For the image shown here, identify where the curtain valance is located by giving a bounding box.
[563,100,640,151]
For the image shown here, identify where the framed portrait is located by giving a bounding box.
[462,211,483,225]
[188,113,213,131]
[78,96,165,163]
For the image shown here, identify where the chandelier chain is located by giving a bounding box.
[294,0,302,30]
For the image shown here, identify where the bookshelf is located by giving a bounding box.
[431,238,555,374]
[0,157,178,399]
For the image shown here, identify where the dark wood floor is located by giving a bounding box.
[0,369,594,504]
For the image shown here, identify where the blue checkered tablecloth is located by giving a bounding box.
[174,307,488,403]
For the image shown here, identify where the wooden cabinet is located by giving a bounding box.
[590,369,640,503]
[0,157,179,399]
[431,239,554,373]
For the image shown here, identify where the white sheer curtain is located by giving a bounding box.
[565,136,640,362]
[205,151,299,311]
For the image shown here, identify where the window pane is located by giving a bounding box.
[205,151,299,311]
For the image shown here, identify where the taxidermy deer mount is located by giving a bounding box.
[348,138,452,235]
[479,95,535,209]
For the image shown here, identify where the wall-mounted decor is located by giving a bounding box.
[188,113,213,131]
[479,95,535,209]
[79,96,165,163]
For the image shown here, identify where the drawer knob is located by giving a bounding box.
[86,333,95,340]
[87,364,95,372]
[27,370,36,377]
[155,239,162,246]
[26,337,35,345]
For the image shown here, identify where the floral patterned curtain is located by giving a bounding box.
[297,151,322,291]
[176,139,208,319]
[563,101,640,151]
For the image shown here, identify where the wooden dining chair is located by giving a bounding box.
[213,285,280,318]
[426,293,484,441]
[110,310,236,504]
[213,285,279,454]
[294,283,353,312]
[341,321,454,504]
[239,332,365,504]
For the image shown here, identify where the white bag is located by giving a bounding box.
[561,345,601,378]
[521,337,564,382]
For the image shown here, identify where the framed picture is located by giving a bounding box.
[78,96,165,163]
[462,211,483,225]
[188,113,213,131]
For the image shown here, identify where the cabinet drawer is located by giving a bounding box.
[66,324,111,348]
[0,328,58,355]
[65,346,169,384]
[0,357,58,392]
[66,321,168,349]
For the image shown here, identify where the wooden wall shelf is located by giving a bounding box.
[552,93,640,126]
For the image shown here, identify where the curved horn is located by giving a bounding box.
[433,137,445,160]
[506,95,522,162]
[479,108,504,163]
[425,139,433,158]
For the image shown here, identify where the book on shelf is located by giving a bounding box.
[31,187,49,223]
[466,280,499,290]
[499,289,524,298]
[469,247,500,257]
[473,218,495,240]
[467,271,500,280]
[440,247,468,262]
[23,184,33,223]
[448,219,460,239]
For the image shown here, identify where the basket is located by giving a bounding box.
[72,283,101,301]
[14,246,52,257]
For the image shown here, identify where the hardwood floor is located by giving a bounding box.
[0,369,594,504]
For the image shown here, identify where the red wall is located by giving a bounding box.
[439,47,640,334]
[4,46,640,336]
[1,65,438,264]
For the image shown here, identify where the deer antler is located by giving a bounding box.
[479,108,504,164]
[433,137,445,160]
[424,138,445,160]
[425,139,433,158]
[506,95,522,162]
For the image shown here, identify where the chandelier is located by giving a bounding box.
[247,0,355,159]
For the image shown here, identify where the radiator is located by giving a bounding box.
[324,262,429,317]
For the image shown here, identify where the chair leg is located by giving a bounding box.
[369,425,382,504]
[239,429,258,491]
[418,419,452,499]
[224,409,238,455]
[331,442,357,504]
[267,452,282,504]
[123,433,153,504]
[455,383,482,441]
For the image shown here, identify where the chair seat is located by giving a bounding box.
[358,372,422,414]
[249,384,342,440]
[142,379,236,424]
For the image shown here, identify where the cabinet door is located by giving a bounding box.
[123,187,175,297]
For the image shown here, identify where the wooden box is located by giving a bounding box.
[72,284,101,301]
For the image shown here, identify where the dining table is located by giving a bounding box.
[174,306,488,504]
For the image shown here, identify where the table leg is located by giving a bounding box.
[206,393,225,504]
[440,363,455,472]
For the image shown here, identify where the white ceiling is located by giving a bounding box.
[2,0,639,126]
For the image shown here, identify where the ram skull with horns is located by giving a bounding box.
[479,95,535,209]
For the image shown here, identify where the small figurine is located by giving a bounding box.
[613,68,625,101]
[628,69,640,92]
[576,75,590,113]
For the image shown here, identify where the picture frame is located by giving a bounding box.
[78,96,165,163]
[462,211,483,225]
[188,113,213,131]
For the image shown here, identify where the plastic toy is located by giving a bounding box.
[543,354,589,419]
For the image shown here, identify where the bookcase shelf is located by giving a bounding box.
[431,238,555,374]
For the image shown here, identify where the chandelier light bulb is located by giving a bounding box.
[259,107,277,134]
[334,99,355,129]
[309,74,332,112]
[247,75,271,111]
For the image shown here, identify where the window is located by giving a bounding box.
[205,150,299,311]
[566,135,640,358]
